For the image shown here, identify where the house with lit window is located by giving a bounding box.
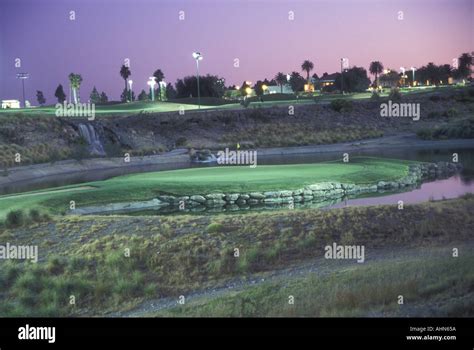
[319,73,337,88]
[1,100,20,109]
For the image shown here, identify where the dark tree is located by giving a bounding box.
[175,74,226,98]
[334,66,371,92]
[120,64,131,91]
[89,86,100,103]
[369,61,384,86]
[301,60,314,82]
[36,90,46,106]
[138,89,148,101]
[254,80,265,97]
[289,72,306,92]
[121,87,135,102]
[99,92,108,104]
[417,63,452,85]
[153,69,165,101]
[454,52,473,80]
[54,84,66,103]
[379,70,400,88]
[166,83,177,99]
[274,72,287,93]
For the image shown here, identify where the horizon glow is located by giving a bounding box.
[0,0,472,103]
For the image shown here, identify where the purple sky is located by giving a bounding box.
[0,0,472,103]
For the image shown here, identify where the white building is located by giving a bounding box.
[266,84,293,94]
[1,100,20,109]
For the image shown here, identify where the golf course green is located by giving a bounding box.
[0,157,414,218]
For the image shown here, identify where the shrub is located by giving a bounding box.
[218,247,237,274]
[46,256,67,275]
[330,99,353,113]
[6,209,25,228]
[175,137,188,147]
[443,108,458,118]
[416,128,434,140]
[370,91,380,101]
[206,222,223,233]
[388,88,402,101]
[29,208,41,222]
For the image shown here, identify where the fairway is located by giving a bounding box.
[0,86,447,118]
[0,157,413,218]
[0,100,210,116]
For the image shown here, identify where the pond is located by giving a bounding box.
[95,146,474,216]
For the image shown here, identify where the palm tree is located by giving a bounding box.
[301,60,314,83]
[275,72,287,93]
[120,65,131,92]
[369,61,384,87]
[455,52,473,79]
[68,73,83,104]
[153,69,165,101]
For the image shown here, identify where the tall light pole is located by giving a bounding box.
[192,52,203,109]
[128,80,133,102]
[340,58,348,94]
[16,72,29,108]
[147,77,156,101]
[410,67,416,86]
[400,67,406,86]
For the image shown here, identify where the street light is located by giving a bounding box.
[192,52,203,109]
[147,77,156,101]
[400,67,407,86]
[410,67,416,86]
[16,72,29,108]
[128,80,133,102]
[159,81,166,101]
[340,58,348,94]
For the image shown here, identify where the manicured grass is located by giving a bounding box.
[0,157,414,217]
[0,100,209,116]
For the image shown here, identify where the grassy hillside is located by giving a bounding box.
[155,252,474,317]
[0,85,459,118]
[0,195,472,316]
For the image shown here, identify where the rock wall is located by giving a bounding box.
[156,161,462,209]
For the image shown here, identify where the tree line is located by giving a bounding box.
[35,52,472,106]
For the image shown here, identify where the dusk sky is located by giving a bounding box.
[0,0,472,103]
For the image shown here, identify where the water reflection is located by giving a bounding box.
[329,175,474,209]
